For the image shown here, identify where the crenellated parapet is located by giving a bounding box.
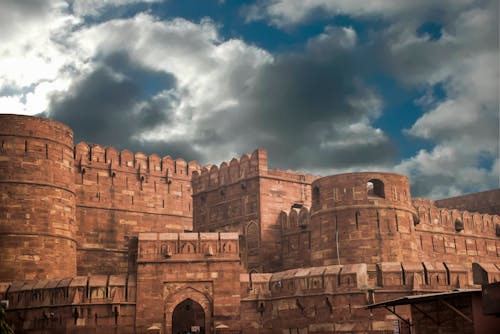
[5,274,136,309]
[240,261,495,301]
[191,149,267,193]
[4,274,136,333]
[137,232,239,262]
[73,143,200,275]
[435,189,500,216]
[73,142,199,214]
[74,142,200,181]
[412,198,500,238]
[411,199,500,265]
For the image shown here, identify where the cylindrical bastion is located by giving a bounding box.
[309,172,420,266]
[0,114,77,281]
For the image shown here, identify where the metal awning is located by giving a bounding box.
[365,289,481,309]
[365,290,481,326]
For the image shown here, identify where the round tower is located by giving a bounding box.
[0,114,77,281]
[310,172,420,266]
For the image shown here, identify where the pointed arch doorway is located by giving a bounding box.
[172,298,205,334]
[165,287,212,334]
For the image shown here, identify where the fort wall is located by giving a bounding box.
[238,261,500,334]
[277,172,500,281]
[280,207,312,270]
[3,274,136,334]
[412,199,500,265]
[0,115,77,281]
[135,232,242,334]
[309,173,419,266]
[192,149,317,272]
[435,189,500,216]
[74,142,199,275]
[0,114,499,333]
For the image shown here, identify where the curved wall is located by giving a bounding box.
[0,114,77,280]
[310,172,419,266]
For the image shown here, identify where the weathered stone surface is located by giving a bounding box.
[0,114,498,334]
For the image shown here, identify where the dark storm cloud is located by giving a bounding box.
[43,25,397,170]
[407,174,456,199]
[192,31,397,170]
[43,52,200,159]
[248,57,395,169]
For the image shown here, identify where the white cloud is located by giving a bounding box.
[0,96,26,115]
[391,2,498,197]
[71,13,272,146]
[0,0,496,198]
[72,0,161,17]
[245,0,475,27]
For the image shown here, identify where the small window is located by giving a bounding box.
[367,179,384,198]
[312,187,320,205]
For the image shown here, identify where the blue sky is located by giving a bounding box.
[0,0,498,198]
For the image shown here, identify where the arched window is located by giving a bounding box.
[367,179,385,198]
[312,186,320,205]
[246,222,259,249]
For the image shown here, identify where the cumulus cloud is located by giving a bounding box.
[72,0,161,17]
[0,0,78,93]
[245,0,498,198]
[244,0,476,27]
[39,13,392,170]
[1,0,497,198]
[392,2,498,197]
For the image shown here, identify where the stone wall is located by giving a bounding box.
[238,260,500,334]
[3,274,136,334]
[435,189,500,215]
[135,232,242,334]
[0,114,499,334]
[74,142,199,275]
[412,198,500,266]
[0,114,77,281]
[309,172,418,266]
[275,172,500,272]
[192,149,317,272]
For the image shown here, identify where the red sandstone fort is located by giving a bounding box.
[0,114,499,333]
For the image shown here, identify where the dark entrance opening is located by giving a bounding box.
[172,298,205,334]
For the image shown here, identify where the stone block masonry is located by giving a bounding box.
[0,114,499,334]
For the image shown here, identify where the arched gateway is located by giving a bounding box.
[165,288,212,334]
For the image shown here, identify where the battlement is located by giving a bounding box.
[191,149,320,195]
[191,149,268,192]
[412,199,500,238]
[240,261,499,299]
[74,142,200,180]
[5,274,136,310]
[311,172,413,211]
[137,232,239,262]
[435,189,500,216]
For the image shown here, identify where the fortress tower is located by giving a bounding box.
[0,114,499,334]
[0,115,77,280]
[191,150,316,272]
[309,172,420,266]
